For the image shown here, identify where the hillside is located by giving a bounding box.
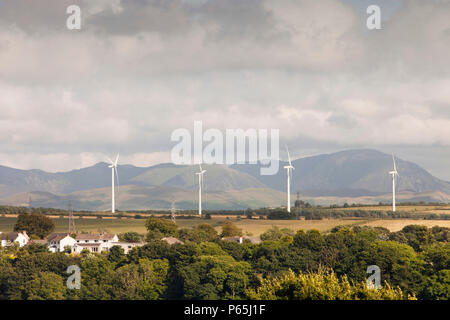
[0,186,286,211]
[232,149,450,196]
[1,149,449,210]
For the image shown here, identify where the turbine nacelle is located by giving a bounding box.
[107,154,119,168]
[389,154,399,177]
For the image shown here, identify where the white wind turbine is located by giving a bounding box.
[284,147,295,213]
[107,154,120,214]
[389,154,399,212]
[196,164,206,216]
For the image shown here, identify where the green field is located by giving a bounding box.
[0,216,363,235]
[0,217,148,234]
[2,215,449,236]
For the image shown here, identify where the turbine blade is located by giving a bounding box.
[286,145,292,166]
[106,156,114,165]
[114,153,119,166]
[392,154,397,172]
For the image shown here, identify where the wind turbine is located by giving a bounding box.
[196,164,206,216]
[284,147,295,213]
[107,154,119,214]
[389,155,399,212]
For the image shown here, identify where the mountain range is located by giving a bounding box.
[0,149,449,210]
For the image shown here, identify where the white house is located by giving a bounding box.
[109,242,145,254]
[75,233,119,245]
[0,231,30,247]
[73,233,136,254]
[47,233,77,253]
[73,240,144,254]
[73,242,105,253]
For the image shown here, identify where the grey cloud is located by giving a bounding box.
[0,0,449,179]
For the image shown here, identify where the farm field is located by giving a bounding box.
[0,217,148,234]
[362,219,450,232]
[338,205,450,214]
[1,215,449,236]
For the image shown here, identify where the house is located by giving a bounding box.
[109,242,145,254]
[0,231,30,247]
[73,242,104,253]
[47,233,77,253]
[73,233,143,254]
[161,237,184,245]
[75,233,119,245]
[222,235,261,244]
[73,233,118,254]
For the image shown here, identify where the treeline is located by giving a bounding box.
[267,208,450,220]
[2,204,449,221]
[0,220,448,300]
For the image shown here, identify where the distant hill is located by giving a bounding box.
[0,186,286,211]
[1,149,449,210]
[232,149,450,196]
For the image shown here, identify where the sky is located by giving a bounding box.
[0,0,449,179]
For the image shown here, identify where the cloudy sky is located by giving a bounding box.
[0,0,449,179]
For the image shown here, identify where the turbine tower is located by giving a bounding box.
[107,154,120,214]
[196,164,206,216]
[284,147,295,213]
[389,155,399,212]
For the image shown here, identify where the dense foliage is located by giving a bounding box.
[0,221,448,300]
[14,213,55,239]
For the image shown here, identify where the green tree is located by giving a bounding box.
[108,245,126,265]
[14,213,55,239]
[77,255,115,299]
[18,272,66,300]
[180,224,219,243]
[221,221,242,237]
[111,258,169,300]
[179,254,253,299]
[247,269,414,300]
[260,226,294,241]
[119,232,144,242]
[145,218,178,241]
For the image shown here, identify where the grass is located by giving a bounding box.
[0,217,148,234]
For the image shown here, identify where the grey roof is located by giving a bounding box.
[47,233,70,242]
[75,233,117,240]
[0,232,20,241]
